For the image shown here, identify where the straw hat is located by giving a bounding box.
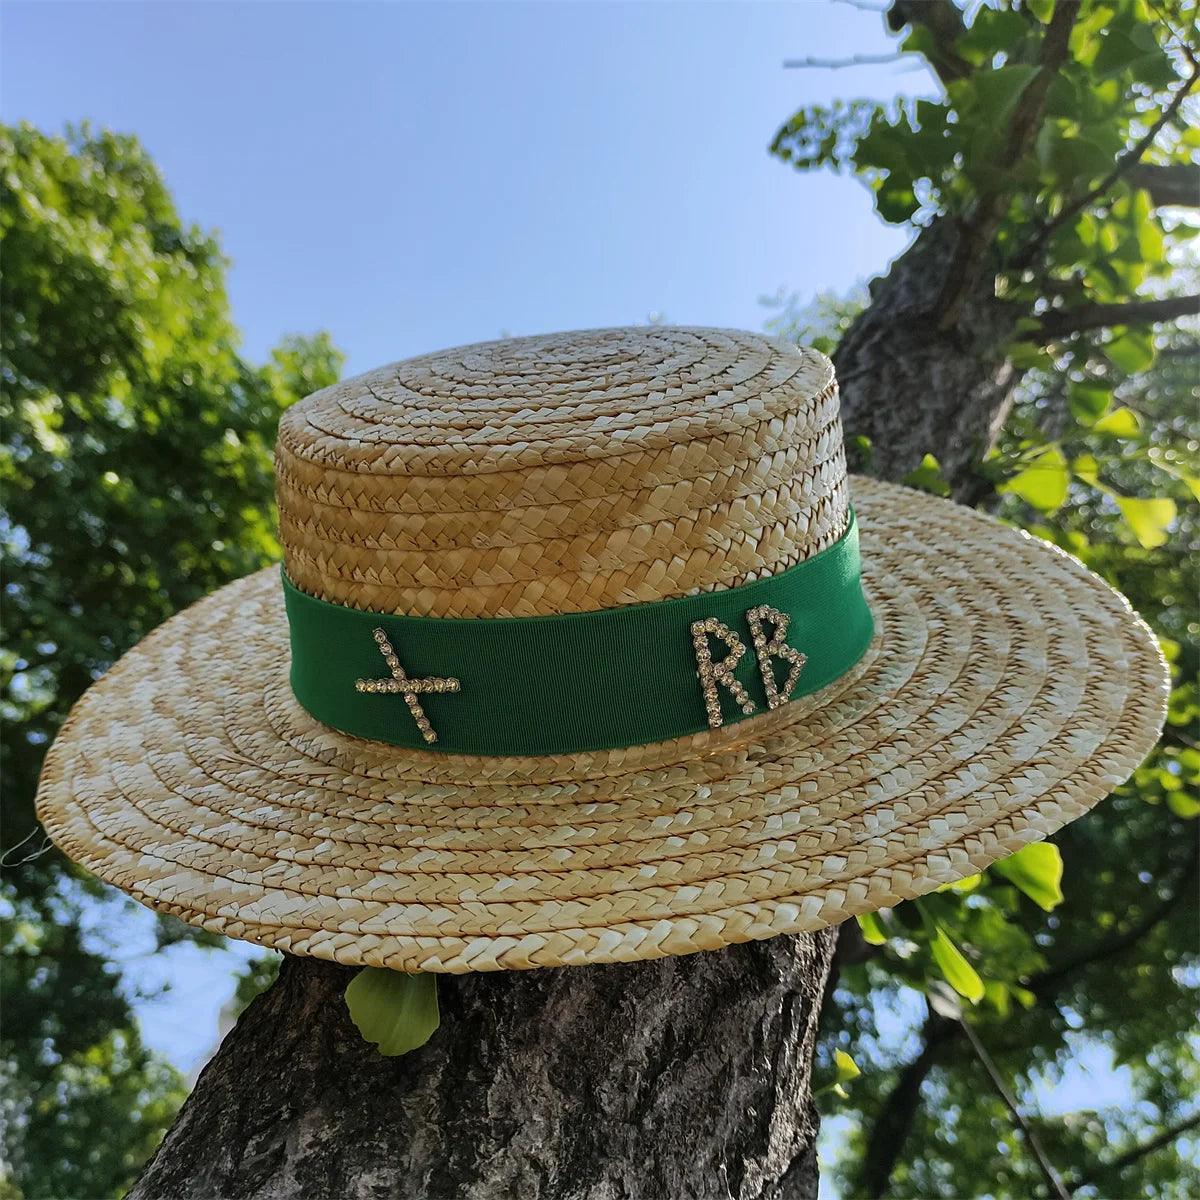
[36,327,1168,974]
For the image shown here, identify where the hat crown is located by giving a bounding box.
[276,326,848,617]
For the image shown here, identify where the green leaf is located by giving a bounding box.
[817,1047,865,1099]
[1152,459,1200,501]
[999,444,1069,511]
[991,843,1064,911]
[956,8,1028,64]
[1008,341,1056,371]
[901,24,939,62]
[1132,189,1164,262]
[857,911,888,945]
[344,969,440,1056]
[1068,382,1112,425]
[1105,330,1155,373]
[1070,3,1111,65]
[1072,452,1101,487]
[1092,405,1142,437]
[1093,23,1159,79]
[950,65,1039,178]
[1116,496,1176,548]
[937,874,983,895]
[930,925,985,1004]
[834,1048,862,1084]
[1167,792,1200,819]
[903,452,951,497]
[874,179,921,225]
[984,980,1011,1018]
[1027,0,1054,22]
[1041,128,1121,183]
[967,65,1040,123]
[1173,473,1200,503]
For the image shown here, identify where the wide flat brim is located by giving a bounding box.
[36,478,1168,974]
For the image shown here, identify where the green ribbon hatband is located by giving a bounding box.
[283,512,873,756]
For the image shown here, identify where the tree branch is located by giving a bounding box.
[1015,62,1200,269]
[958,1020,1071,1200]
[1029,293,1200,340]
[783,52,905,70]
[1032,844,1198,997]
[934,1,1081,330]
[856,1010,959,1198]
[886,0,972,85]
[1145,0,1200,72]
[1125,162,1200,208]
[1063,1110,1200,1193]
[852,843,1197,1196]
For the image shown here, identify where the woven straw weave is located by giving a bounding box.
[36,327,1169,973]
[276,327,847,616]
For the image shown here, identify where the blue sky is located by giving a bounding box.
[3,0,915,375]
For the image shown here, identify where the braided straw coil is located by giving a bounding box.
[276,327,848,615]
[37,327,1168,973]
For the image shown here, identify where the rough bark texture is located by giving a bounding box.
[834,218,1022,495]
[132,931,836,1200]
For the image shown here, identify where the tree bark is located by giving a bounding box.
[131,931,837,1200]
[833,218,1023,495]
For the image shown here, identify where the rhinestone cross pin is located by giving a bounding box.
[355,627,461,745]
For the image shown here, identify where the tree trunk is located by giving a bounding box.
[131,931,837,1200]
[834,218,1023,495]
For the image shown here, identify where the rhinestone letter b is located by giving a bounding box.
[746,605,806,710]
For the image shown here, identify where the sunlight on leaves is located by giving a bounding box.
[1092,405,1142,437]
[999,444,1069,511]
[902,452,951,497]
[1166,792,1200,819]
[1116,496,1176,548]
[930,925,985,1004]
[818,1049,864,1100]
[856,911,888,945]
[991,843,1064,912]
